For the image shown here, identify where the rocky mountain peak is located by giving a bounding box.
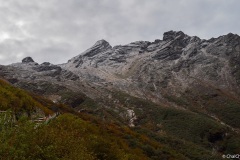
[82,39,112,57]
[223,33,240,45]
[22,57,35,63]
[94,39,110,46]
[163,30,187,41]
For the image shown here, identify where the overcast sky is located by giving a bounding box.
[0,0,239,65]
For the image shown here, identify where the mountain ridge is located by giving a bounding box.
[60,30,240,95]
[1,30,240,157]
[2,30,240,101]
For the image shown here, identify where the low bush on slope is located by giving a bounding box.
[0,79,53,117]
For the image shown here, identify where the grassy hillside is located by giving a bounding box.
[0,79,239,159]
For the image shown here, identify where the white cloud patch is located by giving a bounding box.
[0,0,240,65]
[0,32,10,42]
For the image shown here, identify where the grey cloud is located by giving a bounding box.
[0,0,240,65]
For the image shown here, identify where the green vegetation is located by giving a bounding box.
[164,95,189,106]
[179,84,240,129]
[112,91,240,156]
[1,110,222,160]
[201,96,240,128]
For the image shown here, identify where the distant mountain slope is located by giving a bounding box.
[62,31,240,98]
[2,31,240,99]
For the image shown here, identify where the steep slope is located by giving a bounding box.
[0,79,226,160]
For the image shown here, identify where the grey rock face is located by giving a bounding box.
[1,59,80,92]
[65,39,112,68]
[163,30,186,41]
[79,39,111,58]
[59,30,240,100]
[41,62,51,66]
[34,65,61,72]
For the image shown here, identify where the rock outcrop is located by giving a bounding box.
[22,57,35,63]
